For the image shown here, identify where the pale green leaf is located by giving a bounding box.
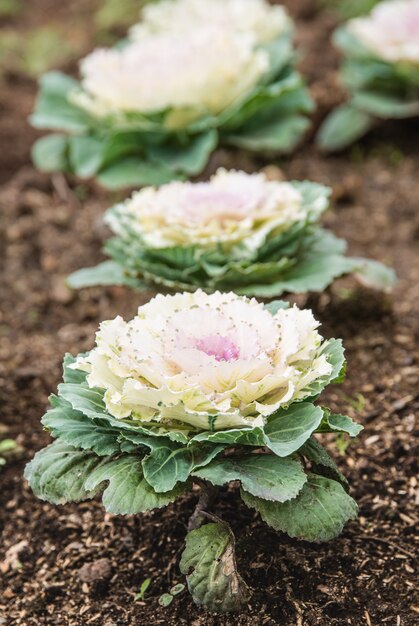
[32,134,69,173]
[317,104,374,151]
[68,135,104,178]
[264,300,290,315]
[30,71,91,133]
[67,261,143,289]
[351,258,396,291]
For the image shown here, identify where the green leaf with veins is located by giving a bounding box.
[193,454,307,502]
[319,412,363,437]
[142,442,224,492]
[57,381,189,443]
[58,382,109,421]
[24,442,105,504]
[42,396,122,456]
[180,523,251,613]
[263,403,324,457]
[241,473,358,542]
[84,455,185,514]
[191,426,265,446]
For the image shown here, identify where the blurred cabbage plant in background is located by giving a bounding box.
[317,0,419,151]
[30,0,314,189]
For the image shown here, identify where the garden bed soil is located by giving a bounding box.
[0,1,418,624]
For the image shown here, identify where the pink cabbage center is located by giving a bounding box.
[196,334,240,361]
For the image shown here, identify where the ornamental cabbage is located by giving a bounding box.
[67,169,396,296]
[30,0,313,189]
[317,0,419,151]
[25,292,361,612]
[74,28,269,122]
[69,291,335,431]
[347,0,419,65]
[130,0,291,44]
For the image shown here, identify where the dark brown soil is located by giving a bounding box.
[0,1,418,625]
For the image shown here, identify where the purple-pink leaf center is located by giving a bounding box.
[196,334,240,362]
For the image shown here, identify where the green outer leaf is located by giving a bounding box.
[58,382,109,420]
[42,396,122,456]
[180,523,250,613]
[148,130,218,175]
[30,71,91,133]
[68,135,105,178]
[352,91,419,119]
[99,215,392,300]
[241,473,358,542]
[225,114,310,153]
[57,382,189,443]
[264,300,290,315]
[193,454,307,502]
[58,378,191,444]
[219,70,312,132]
[67,261,144,289]
[24,442,105,505]
[191,426,265,447]
[31,134,69,173]
[84,455,185,514]
[264,403,324,457]
[319,413,363,437]
[300,437,348,489]
[97,157,180,190]
[317,104,374,152]
[351,258,396,291]
[300,339,346,401]
[63,353,87,384]
[142,442,224,493]
[236,253,359,297]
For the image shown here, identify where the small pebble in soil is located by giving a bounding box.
[78,558,112,584]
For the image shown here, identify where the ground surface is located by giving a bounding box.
[0,1,418,625]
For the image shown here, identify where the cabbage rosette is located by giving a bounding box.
[317,0,419,150]
[25,292,361,611]
[67,169,395,295]
[30,0,313,189]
